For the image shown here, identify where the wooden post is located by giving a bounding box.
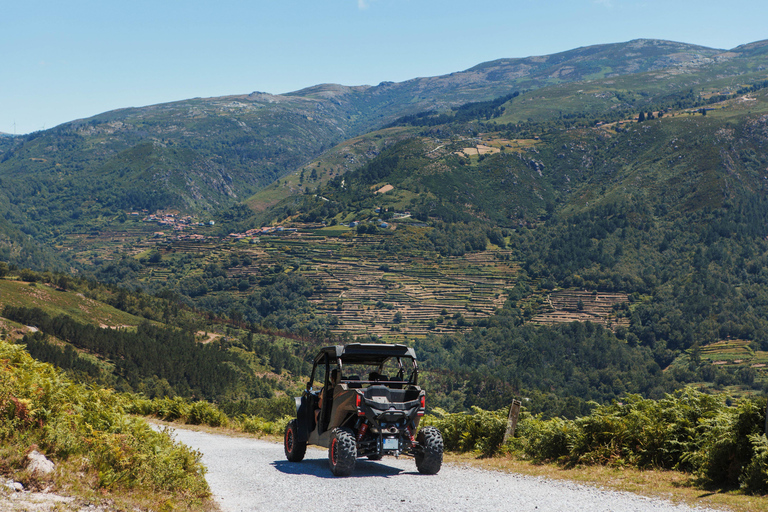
[503,399,522,444]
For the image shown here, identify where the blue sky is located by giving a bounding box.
[2,0,766,134]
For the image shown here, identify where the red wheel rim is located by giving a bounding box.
[285,428,294,452]
[331,438,338,465]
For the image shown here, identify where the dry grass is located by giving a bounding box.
[443,452,768,512]
[50,456,220,512]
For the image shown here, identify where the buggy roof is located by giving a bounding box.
[313,343,416,366]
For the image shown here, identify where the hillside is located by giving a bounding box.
[3,38,768,418]
[236,79,768,412]
[0,40,747,254]
[0,271,308,407]
[245,40,768,214]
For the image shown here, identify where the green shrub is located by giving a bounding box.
[689,397,767,490]
[515,388,768,494]
[147,396,190,422]
[238,414,292,436]
[422,406,507,456]
[123,395,156,416]
[570,390,721,468]
[187,400,228,427]
[740,433,768,493]
[0,338,208,496]
[518,416,577,462]
[219,396,295,422]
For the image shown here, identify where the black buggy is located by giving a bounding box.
[283,343,444,476]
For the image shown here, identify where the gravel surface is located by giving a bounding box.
[162,426,723,512]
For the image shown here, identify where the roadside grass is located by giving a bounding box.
[134,392,768,512]
[47,455,219,512]
[444,453,767,512]
[0,339,215,512]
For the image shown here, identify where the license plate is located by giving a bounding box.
[383,437,399,450]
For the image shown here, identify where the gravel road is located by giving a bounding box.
[162,425,722,512]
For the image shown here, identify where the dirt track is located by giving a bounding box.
[162,425,722,512]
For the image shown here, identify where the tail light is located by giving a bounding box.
[356,392,365,416]
[417,395,426,416]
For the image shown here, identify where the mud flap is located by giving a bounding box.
[296,396,312,443]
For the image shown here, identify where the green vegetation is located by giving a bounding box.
[423,388,768,494]
[3,303,310,402]
[0,338,210,509]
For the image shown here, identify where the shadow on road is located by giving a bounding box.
[271,457,417,478]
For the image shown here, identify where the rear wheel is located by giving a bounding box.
[284,420,306,462]
[415,426,443,475]
[328,428,356,476]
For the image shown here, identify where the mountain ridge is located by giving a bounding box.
[1,37,767,271]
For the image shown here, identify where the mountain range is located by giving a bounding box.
[3,37,768,412]
[2,38,765,224]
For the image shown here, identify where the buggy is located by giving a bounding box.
[283,343,444,476]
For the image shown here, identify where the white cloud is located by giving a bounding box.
[358,0,369,9]
[593,0,614,7]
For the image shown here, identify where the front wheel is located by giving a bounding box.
[415,426,443,475]
[284,420,306,462]
[329,428,356,476]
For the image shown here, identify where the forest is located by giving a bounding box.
[2,304,311,403]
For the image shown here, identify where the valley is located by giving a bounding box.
[3,37,768,508]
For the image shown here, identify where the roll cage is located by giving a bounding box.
[307,343,419,391]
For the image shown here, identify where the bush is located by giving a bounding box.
[741,434,768,493]
[572,390,721,468]
[187,400,228,427]
[0,339,208,495]
[219,396,295,422]
[18,268,39,282]
[238,414,292,436]
[518,416,576,462]
[689,397,768,491]
[513,388,768,494]
[125,393,295,436]
[155,396,190,422]
[422,406,507,456]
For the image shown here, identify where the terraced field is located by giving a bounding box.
[118,226,650,342]
[137,231,518,342]
[668,339,768,390]
[530,289,630,329]
[304,246,514,339]
[699,339,768,373]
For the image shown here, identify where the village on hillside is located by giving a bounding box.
[136,207,417,244]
